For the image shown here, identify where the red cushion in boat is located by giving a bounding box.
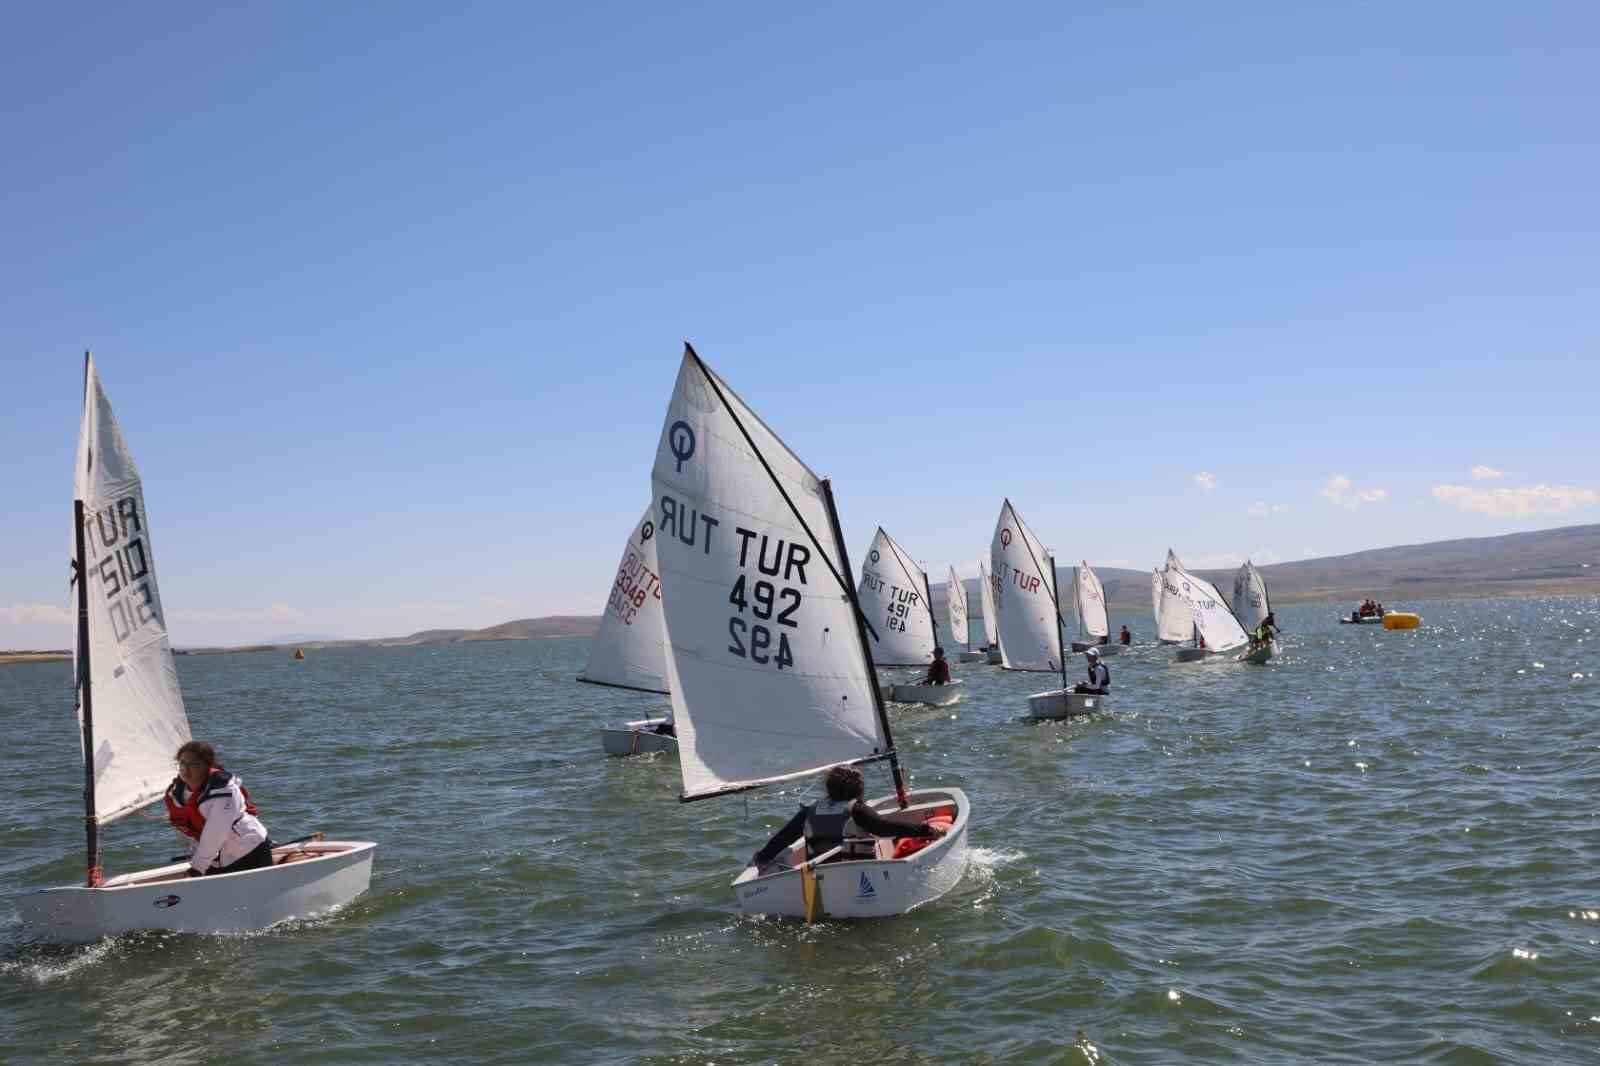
[891,816,954,859]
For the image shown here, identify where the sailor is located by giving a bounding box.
[164,741,273,878]
[1072,647,1110,694]
[1118,625,1132,645]
[923,646,951,685]
[750,764,946,867]
[1251,611,1280,647]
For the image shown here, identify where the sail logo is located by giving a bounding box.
[856,871,876,899]
[1000,528,1012,547]
[870,549,880,564]
[639,521,654,542]
[152,895,181,908]
[668,420,696,472]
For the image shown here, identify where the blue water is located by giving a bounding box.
[3,595,1598,1064]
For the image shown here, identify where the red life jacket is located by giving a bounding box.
[164,769,258,841]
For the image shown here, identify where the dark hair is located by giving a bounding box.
[175,740,220,769]
[824,764,865,802]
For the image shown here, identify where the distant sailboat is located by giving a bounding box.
[651,344,969,920]
[949,566,983,663]
[989,500,1102,718]
[978,558,1002,664]
[1068,561,1119,656]
[1231,560,1278,664]
[858,528,962,706]
[1167,559,1252,663]
[16,354,376,940]
[1156,551,1195,645]
[583,506,677,756]
[292,648,305,661]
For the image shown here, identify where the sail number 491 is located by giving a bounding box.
[729,575,798,670]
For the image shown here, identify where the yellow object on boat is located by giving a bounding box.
[1383,612,1421,630]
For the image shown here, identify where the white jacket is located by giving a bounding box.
[179,773,269,872]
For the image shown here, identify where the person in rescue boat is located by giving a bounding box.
[749,764,946,869]
[923,646,951,685]
[1071,647,1110,695]
[165,741,273,878]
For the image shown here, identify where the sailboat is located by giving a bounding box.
[950,566,983,663]
[16,355,375,941]
[582,506,676,756]
[1166,558,1252,663]
[1068,561,1120,656]
[1156,551,1196,647]
[979,558,1003,664]
[1230,559,1278,664]
[990,500,1102,718]
[651,344,968,920]
[858,528,961,706]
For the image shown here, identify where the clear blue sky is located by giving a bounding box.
[3,2,1597,648]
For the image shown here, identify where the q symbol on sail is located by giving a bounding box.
[1000,528,1012,547]
[669,420,696,473]
[870,549,880,564]
[640,521,654,542]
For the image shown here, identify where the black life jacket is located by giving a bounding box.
[802,799,868,860]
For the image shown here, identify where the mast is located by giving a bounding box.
[75,353,102,888]
[822,480,908,809]
[922,569,938,649]
[1050,552,1068,693]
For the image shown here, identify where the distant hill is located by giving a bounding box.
[929,522,1600,620]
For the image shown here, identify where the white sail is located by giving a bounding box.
[856,527,936,666]
[1232,560,1271,631]
[978,559,999,646]
[74,355,191,826]
[1156,550,1194,644]
[1168,564,1250,652]
[1151,568,1162,625]
[1075,561,1109,640]
[989,499,1062,672]
[579,506,670,694]
[650,348,888,800]
[946,565,969,648]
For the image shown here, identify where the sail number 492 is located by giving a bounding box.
[728,575,798,670]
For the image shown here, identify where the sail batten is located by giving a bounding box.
[989,499,1061,672]
[651,347,889,800]
[579,506,670,694]
[74,355,191,828]
[857,528,936,666]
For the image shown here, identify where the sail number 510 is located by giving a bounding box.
[728,575,798,670]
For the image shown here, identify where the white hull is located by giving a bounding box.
[15,841,376,942]
[889,678,965,706]
[1069,641,1122,657]
[732,788,969,920]
[957,650,985,663]
[1026,689,1104,718]
[599,719,678,757]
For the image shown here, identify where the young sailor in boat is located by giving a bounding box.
[1118,625,1131,645]
[923,646,951,685]
[1071,647,1110,695]
[750,765,946,868]
[164,741,273,877]
[1250,611,1280,650]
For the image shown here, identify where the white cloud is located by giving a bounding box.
[1246,502,1290,517]
[1319,474,1389,508]
[0,603,71,626]
[1470,465,1504,480]
[1193,471,1217,492]
[1431,483,1598,516]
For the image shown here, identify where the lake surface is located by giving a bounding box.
[3,595,1599,1064]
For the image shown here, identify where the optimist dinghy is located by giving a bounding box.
[582,506,676,755]
[889,678,965,706]
[1164,557,1252,664]
[1231,560,1278,664]
[989,501,1102,718]
[650,345,969,921]
[16,355,375,942]
[857,529,961,706]
[1067,561,1120,656]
